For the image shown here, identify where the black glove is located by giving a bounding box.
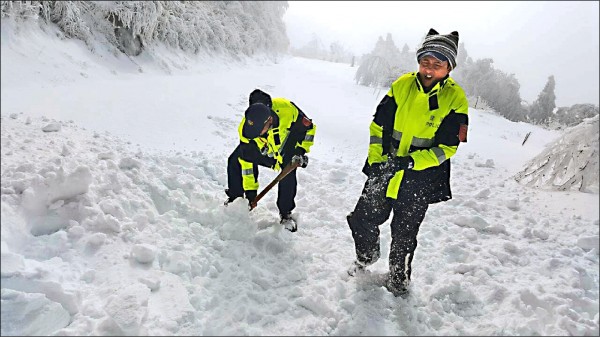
[245,190,257,205]
[292,154,309,168]
[370,162,386,177]
[389,156,414,172]
[362,158,389,178]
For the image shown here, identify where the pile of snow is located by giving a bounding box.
[2,91,599,336]
[0,114,246,335]
[515,115,599,193]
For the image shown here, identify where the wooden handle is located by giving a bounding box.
[249,162,300,210]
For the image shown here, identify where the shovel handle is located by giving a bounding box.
[249,162,300,210]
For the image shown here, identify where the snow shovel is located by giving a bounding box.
[249,161,300,211]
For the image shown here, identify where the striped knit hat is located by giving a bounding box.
[416,28,459,70]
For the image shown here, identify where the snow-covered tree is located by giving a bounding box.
[290,36,352,64]
[397,43,414,74]
[457,42,468,68]
[555,103,599,127]
[329,41,352,63]
[355,33,407,87]
[528,75,557,125]
[291,34,327,60]
[355,55,393,87]
[401,43,409,54]
[1,1,289,57]
[515,115,599,193]
[453,57,526,121]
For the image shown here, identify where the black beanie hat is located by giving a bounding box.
[416,28,459,70]
[249,89,272,108]
[242,103,272,139]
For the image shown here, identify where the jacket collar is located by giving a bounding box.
[415,73,449,95]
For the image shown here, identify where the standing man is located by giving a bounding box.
[225,89,316,232]
[346,29,469,296]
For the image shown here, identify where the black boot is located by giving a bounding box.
[385,276,409,297]
[224,189,240,205]
[280,212,297,232]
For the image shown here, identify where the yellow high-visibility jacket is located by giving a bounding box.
[367,72,469,202]
[237,98,316,192]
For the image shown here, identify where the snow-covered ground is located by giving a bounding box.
[1,22,599,336]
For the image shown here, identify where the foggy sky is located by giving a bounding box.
[283,1,599,107]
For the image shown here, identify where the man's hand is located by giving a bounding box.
[389,156,414,172]
[292,154,309,168]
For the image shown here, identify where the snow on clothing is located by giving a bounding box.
[226,98,316,216]
[348,71,469,291]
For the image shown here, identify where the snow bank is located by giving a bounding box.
[515,115,599,193]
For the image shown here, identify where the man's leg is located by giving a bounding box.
[226,145,244,201]
[347,174,392,266]
[388,197,428,291]
[277,169,297,216]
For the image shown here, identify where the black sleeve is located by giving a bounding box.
[434,110,469,147]
[373,95,397,126]
[239,141,276,168]
[289,101,314,130]
[293,147,306,156]
[373,95,397,156]
[361,158,371,176]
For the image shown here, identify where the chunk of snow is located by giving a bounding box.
[1,288,70,336]
[42,123,61,132]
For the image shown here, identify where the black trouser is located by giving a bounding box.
[347,173,428,287]
[226,145,297,215]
